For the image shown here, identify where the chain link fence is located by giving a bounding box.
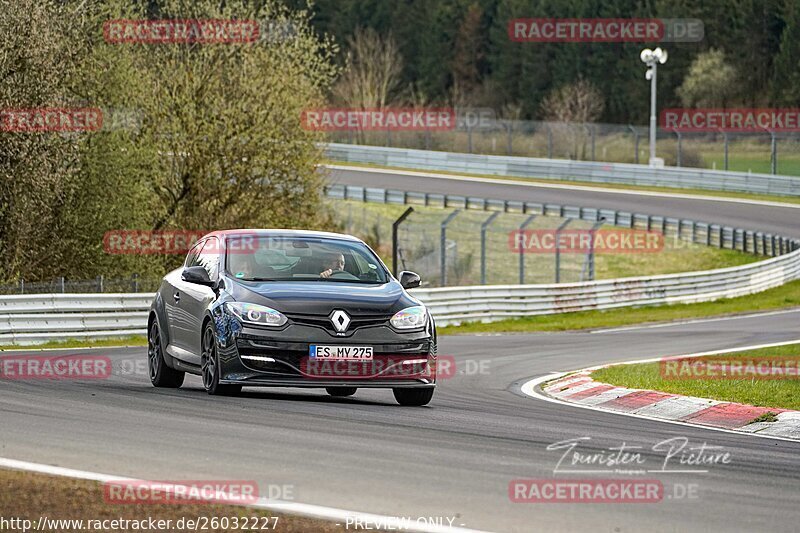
[0,276,162,295]
[330,186,782,288]
[326,119,800,176]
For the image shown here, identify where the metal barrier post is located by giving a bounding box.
[481,211,501,285]
[555,219,572,283]
[770,130,777,174]
[440,210,461,286]
[392,207,414,277]
[721,130,729,170]
[628,125,640,164]
[581,219,606,281]
[518,214,537,284]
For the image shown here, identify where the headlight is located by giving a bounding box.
[225,302,287,327]
[390,306,428,329]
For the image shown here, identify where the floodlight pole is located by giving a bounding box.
[648,61,657,165]
[641,48,667,167]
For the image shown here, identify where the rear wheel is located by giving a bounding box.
[148,321,184,388]
[201,324,241,396]
[326,387,357,397]
[393,387,434,406]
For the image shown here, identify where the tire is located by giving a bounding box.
[393,387,434,406]
[326,387,357,397]
[201,323,242,396]
[148,321,185,388]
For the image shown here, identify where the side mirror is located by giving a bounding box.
[182,266,215,287]
[399,271,421,289]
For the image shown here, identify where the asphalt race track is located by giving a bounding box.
[2,169,800,532]
[325,166,800,238]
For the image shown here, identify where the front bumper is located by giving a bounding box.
[216,321,436,388]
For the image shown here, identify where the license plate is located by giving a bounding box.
[310,345,374,360]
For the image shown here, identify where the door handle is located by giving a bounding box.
[173,291,181,303]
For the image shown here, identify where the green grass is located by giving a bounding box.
[322,159,800,205]
[439,279,800,335]
[750,412,779,423]
[591,343,800,411]
[702,151,800,177]
[0,335,147,351]
[329,198,761,286]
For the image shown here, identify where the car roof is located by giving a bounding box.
[201,229,363,243]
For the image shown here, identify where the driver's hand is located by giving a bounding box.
[320,269,333,278]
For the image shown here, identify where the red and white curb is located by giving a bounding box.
[520,340,800,442]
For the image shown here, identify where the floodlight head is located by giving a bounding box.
[640,48,653,63]
[645,69,653,81]
[658,49,668,64]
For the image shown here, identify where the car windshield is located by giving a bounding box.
[225,236,389,284]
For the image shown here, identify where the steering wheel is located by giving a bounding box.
[329,270,358,280]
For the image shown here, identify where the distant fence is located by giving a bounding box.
[324,184,800,258]
[325,118,800,175]
[324,143,800,197]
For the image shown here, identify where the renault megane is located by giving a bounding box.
[147,230,437,406]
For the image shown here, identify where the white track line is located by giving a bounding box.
[589,308,800,334]
[324,164,800,210]
[519,339,800,443]
[0,458,485,533]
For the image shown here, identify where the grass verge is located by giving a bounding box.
[0,335,147,352]
[590,343,800,411]
[329,198,760,284]
[439,279,800,335]
[0,468,341,532]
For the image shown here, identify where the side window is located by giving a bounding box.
[185,240,205,268]
[198,237,220,280]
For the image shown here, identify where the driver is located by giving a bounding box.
[319,252,345,278]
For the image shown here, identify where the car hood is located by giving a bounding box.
[227,279,419,316]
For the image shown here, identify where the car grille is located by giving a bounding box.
[283,312,392,334]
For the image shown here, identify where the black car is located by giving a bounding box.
[148,230,437,406]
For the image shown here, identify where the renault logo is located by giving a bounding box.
[330,310,351,333]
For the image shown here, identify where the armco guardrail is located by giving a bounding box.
[0,294,151,345]
[324,143,800,197]
[2,248,799,342]
[412,247,800,325]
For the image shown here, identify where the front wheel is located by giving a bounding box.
[201,324,241,396]
[393,387,434,406]
[148,321,184,388]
